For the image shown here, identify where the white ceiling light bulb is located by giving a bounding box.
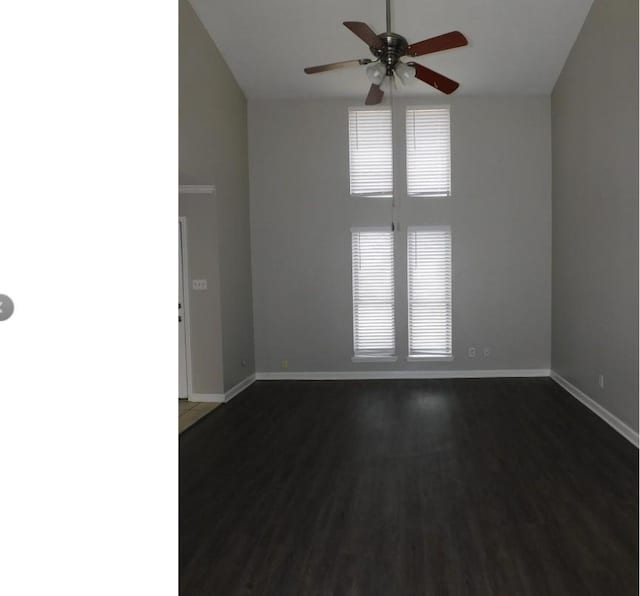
[395,62,416,84]
[366,62,386,85]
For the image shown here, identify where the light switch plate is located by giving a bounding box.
[192,279,207,290]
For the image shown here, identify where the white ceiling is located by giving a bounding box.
[190,0,593,100]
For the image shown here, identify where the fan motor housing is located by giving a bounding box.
[370,32,409,73]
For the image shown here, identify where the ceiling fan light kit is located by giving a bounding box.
[304,0,468,105]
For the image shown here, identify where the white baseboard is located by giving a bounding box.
[189,373,256,404]
[255,369,550,381]
[550,371,639,447]
[189,393,225,403]
[224,373,256,403]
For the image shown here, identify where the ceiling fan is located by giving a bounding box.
[304,0,468,105]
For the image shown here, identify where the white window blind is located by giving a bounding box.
[351,229,395,357]
[406,106,451,197]
[348,108,393,197]
[408,227,452,357]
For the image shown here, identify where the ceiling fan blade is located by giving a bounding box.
[304,59,370,74]
[365,83,384,105]
[409,62,459,94]
[343,21,384,50]
[407,31,468,57]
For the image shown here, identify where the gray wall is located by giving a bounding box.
[179,197,225,394]
[551,0,638,430]
[249,96,552,373]
[179,0,255,393]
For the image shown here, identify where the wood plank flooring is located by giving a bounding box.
[180,378,638,595]
[179,399,221,434]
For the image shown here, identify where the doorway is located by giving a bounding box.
[179,218,190,399]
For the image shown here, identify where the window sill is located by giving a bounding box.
[407,356,454,362]
[352,356,398,363]
[407,194,451,199]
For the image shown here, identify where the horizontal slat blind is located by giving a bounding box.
[408,227,452,357]
[352,230,395,356]
[406,107,451,197]
[349,108,393,197]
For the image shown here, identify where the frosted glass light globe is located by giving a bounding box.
[395,62,416,84]
[366,62,386,85]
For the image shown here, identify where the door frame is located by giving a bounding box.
[179,216,194,399]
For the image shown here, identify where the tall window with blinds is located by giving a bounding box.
[348,108,393,197]
[351,229,395,357]
[406,106,451,197]
[407,226,452,357]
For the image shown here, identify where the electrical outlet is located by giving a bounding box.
[598,374,605,389]
[468,347,476,358]
[280,359,288,370]
[192,279,207,291]
[483,347,490,357]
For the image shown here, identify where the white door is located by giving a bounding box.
[179,220,188,398]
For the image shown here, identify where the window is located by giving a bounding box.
[348,108,393,197]
[408,227,452,357]
[351,229,395,358]
[406,106,451,197]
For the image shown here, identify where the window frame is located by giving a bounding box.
[348,106,394,199]
[405,105,452,199]
[350,226,397,361]
[406,225,453,360]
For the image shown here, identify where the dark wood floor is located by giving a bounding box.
[180,378,638,595]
